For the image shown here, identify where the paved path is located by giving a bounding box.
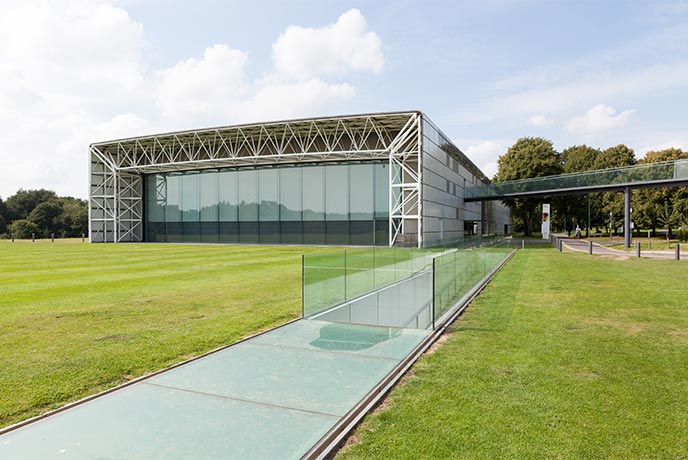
[0,319,428,460]
[562,239,684,260]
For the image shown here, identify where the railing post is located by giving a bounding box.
[676,244,681,261]
[624,187,631,249]
[431,257,436,330]
[636,241,641,258]
[301,254,305,318]
[589,240,593,255]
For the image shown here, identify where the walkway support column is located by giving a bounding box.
[624,187,631,249]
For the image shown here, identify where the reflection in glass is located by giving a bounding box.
[145,161,388,245]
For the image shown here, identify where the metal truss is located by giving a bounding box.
[388,113,422,247]
[89,111,423,246]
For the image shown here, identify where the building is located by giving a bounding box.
[89,111,510,247]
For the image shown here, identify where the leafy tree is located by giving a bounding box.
[657,201,681,248]
[5,189,58,221]
[496,137,562,236]
[56,197,88,237]
[591,145,637,233]
[560,145,602,234]
[634,148,688,236]
[9,219,41,239]
[28,200,65,237]
[0,196,7,234]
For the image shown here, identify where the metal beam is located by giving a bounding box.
[624,187,631,249]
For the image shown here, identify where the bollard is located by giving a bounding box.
[51,233,55,243]
[558,239,562,252]
[82,233,85,243]
[32,233,35,242]
[11,234,14,243]
[676,244,681,261]
[522,239,525,249]
[589,240,593,255]
[636,241,640,258]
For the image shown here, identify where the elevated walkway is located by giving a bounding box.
[465,159,688,201]
[465,159,688,249]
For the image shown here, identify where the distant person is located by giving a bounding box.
[575,225,582,238]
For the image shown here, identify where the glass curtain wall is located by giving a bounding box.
[145,161,389,245]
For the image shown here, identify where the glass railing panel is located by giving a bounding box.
[466,160,688,199]
[303,250,346,318]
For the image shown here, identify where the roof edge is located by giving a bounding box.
[90,110,422,148]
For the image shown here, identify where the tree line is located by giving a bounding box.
[0,189,88,239]
[495,138,688,239]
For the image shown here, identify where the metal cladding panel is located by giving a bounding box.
[420,116,510,246]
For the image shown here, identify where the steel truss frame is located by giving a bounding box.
[89,111,423,246]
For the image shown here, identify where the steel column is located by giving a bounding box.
[624,187,631,249]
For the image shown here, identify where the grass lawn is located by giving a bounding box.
[337,246,688,460]
[0,239,328,428]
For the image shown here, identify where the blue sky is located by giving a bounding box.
[1,0,687,198]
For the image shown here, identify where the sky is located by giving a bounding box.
[1,0,687,199]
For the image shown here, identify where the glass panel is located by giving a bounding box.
[146,174,165,222]
[238,170,258,222]
[200,171,218,222]
[279,167,301,221]
[303,250,346,317]
[302,166,324,221]
[432,240,513,325]
[303,221,326,245]
[165,173,182,223]
[374,163,389,218]
[326,221,349,245]
[239,222,259,243]
[325,164,348,221]
[181,172,200,242]
[258,169,279,221]
[349,164,373,220]
[350,221,374,245]
[280,221,302,244]
[219,170,238,221]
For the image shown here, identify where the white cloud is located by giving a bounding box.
[156,45,248,120]
[528,114,553,127]
[238,78,355,122]
[272,9,383,79]
[458,139,513,179]
[0,3,384,199]
[637,139,687,157]
[566,104,635,137]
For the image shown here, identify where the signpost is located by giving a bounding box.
[541,203,551,240]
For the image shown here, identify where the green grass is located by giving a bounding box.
[338,246,688,460]
[0,239,330,428]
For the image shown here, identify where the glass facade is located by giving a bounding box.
[145,162,389,245]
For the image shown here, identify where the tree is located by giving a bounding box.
[560,145,602,234]
[657,201,681,248]
[56,197,88,237]
[0,196,7,234]
[9,219,40,239]
[5,189,58,221]
[592,145,637,233]
[28,200,64,237]
[496,137,562,236]
[634,148,688,236]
